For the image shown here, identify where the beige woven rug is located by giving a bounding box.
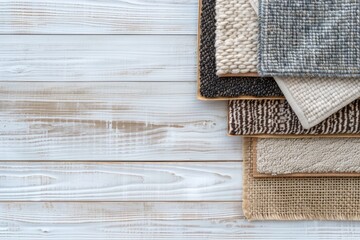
[252,138,360,177]
[215,0,258,75]
[243,137,360,221]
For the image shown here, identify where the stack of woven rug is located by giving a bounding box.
[198,0,360,220]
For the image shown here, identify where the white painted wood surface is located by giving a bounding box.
[2,202,360,240]
[1,202,243,240]
[0,0,197,34]
[0,35,196,81]
[0,0,356,239]
[0,82,241,160]
[0,162,241,201]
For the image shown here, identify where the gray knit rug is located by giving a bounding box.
[259,0,360,77]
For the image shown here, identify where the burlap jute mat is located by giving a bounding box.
[243,137,360,220]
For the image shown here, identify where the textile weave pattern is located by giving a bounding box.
[199,0,282,99]
[256,138,360,175]
[215,0,258,75]
[275,76,360,129]
[259,0,360,77]
[228,100,360,135]
[243,138,360,220]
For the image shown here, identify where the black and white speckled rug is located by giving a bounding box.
[228,99,360,136]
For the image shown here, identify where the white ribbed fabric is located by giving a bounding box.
[257,138,360,175]
[248,0,258,14]
[215,0,258,75]
[275,77,360,129]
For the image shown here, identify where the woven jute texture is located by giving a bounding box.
[243,137,360,221]
[198,0,282,99]
[215,0,258,75]
[275,76,360,129]
[229,99,360,136]
[259,0,360,77]
[255,138,360,176]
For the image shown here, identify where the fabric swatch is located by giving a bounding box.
[259,0,360,77]
[254,138,360,176]
[248,0,258,14]
[198,0,282,99]
[215,0,258,75]
[243,137,360,220]
[275,77,360,129]
[228,99,360,135]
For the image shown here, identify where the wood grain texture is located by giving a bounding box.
[1,202,360,240]
[0,0,197,34]
[0,82,242,160]
[0,35,196,81]
[0,162,241,201]
[0,202,243,240]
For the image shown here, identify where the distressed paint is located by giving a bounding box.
[0,82,241,160]
[1,202,360,239]
[0,162,242,201]
[0,35,196,81]
[0,0,197,34]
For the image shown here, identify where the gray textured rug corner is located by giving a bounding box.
[259,0,360,77]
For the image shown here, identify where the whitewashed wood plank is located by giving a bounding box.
[0,202,242,240]
[0,82,242,160]
[0,0,197,34]
[7,161,351,202]
[0,202,359,240]
[0,35,196,81]
[240,221,360,240]
[0,162,241,201]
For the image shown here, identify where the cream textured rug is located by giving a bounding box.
[229,100,360,136]
[275,77,360,129]
[243,138,360,221]
[259,0,360,77]
[215,0,258,75]
[254,138,360,176]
